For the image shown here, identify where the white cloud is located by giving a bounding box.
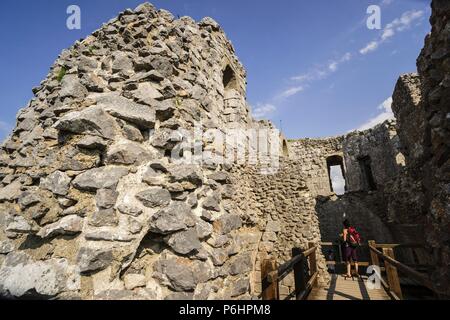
[360,41,379,55]
[252,103,277,119]
[291,52,352,84]
[381,28,395,41]
[360,10,425,55]
[258,50,349,115]
[278,86,304,99]
[329,62,338,72]
[381,0,394,6]
[341,52,352,62]
[356,97,394,131]
[378,96,393,111]
[291,70,322,83]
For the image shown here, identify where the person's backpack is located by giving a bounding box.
[348,227,361,246]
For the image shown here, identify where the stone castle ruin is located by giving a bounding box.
[0,1,448,299]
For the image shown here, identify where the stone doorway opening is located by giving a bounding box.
[223,65,237,90]
[358,156,377,191]
[326,155,346,195]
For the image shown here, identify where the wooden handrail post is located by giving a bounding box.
[383,247,403,300]
[337,241,343,264]
[261,258,279,300]
[308,242,318,287]
[368,240,379,267]
[292,248,306,300]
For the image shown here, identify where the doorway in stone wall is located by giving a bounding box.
[326,155,346,195]
[223,65,237,90]
[358,156,377,191]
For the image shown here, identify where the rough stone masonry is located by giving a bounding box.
[0,2,292,300]
[0,1,449,300]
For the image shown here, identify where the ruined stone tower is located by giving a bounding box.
[0,1,449,300]
[0,2,329,300]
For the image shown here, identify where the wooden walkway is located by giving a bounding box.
[261,241,440,301]
[308,274,391,300]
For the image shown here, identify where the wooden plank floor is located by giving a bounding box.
[308,274,391,300]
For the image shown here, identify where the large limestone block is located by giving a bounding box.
[54,106,118,139]
[72,166,129,192]
[40,171,72,196]
[106,141,156,165]
[37,215,84,238]
[150,202,196,234]
[0,252,78,298]
[93,92,156,129]
[135,187,171,208]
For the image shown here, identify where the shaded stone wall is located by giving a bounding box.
[392,0,450,298]
[285,124,401,247]
[230,159,330,299]
[309,1,450,298]
[288,138,343,196]
[343,120,404,193]
[316,192,394,245]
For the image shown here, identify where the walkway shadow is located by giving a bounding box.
[357,277,371,300]
[320,274,372,300]
[326,274,338,300]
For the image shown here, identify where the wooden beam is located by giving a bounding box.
[380,277,401,300]
[261,259,279,300]
[278,254,304,281]
[292,248,306,300]
[321,241,424,249]
[303,245,317,258]
[375,243,424,249]
[324,261,381,269]
[369,244,435,292]
[297,272,319,300]
[368,240,380,267]
[309,242,318,288]
[321,241,368,248]
[383,248,403,300]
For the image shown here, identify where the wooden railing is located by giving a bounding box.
[261,242,318,300]
[260,240,440,300]
[320,241,427,269]
[322,240,437,299]
[367,240,437,300]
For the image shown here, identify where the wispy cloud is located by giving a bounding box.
[359,9,425,55]
[256,52,352,120]
[355,97,394,131]
[250,1,423,127]
[360,41,379,55]
[290,52,353,86]
[277,86,304,99]
[252,103,277,119]
[381,0,394,6]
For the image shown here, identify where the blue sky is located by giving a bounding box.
[0,0,431,141]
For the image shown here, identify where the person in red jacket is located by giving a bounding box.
[342,219,361,279]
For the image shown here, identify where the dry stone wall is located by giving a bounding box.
[230,159,330,299]
[288,138,343,196]
[285,124,402,245]
[0,3,260,300]
[298,1,450,298]
[343,120,404,193]
[393,0,450,298]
